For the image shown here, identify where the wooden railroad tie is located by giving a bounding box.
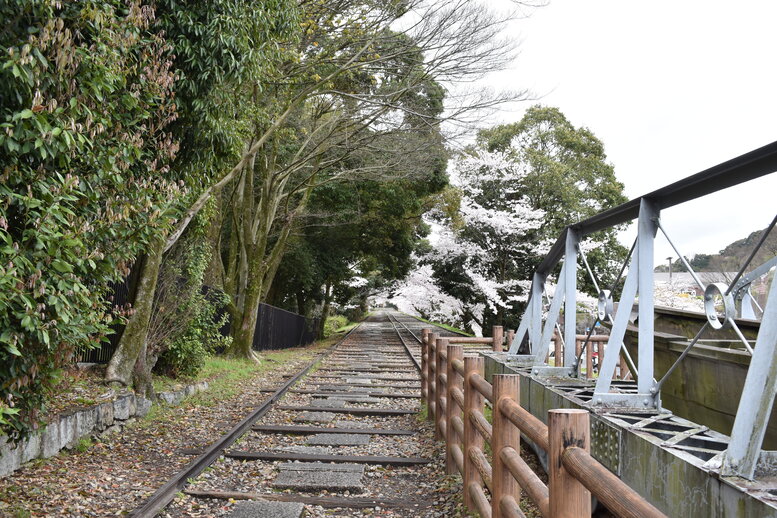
[251,424,415,435]
[277,405,416,415]
[225,451,430,466]
[184,489,432,509]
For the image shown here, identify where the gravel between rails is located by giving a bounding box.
[158,314,498,518]
[0,342,331,517]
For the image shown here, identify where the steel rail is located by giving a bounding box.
[398,311,471,338]
[129,324,360,518]
[386,311,470,372]
[386,312,422,372]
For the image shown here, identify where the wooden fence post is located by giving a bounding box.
[492,325,504,352]
[554,330,563,366]
[435,337,449,441]
[421,329,430,403]
[446,344,463,475]
[427,332,439,422]
[586,341,593,379]
[549,409,591,518]
[619,353,629,380]
[599,342,605,376]
[506,329,515,350]
[492,374,521,518]
[463,355,485,511]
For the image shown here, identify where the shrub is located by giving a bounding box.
[0,1,179,440]
[156,290,232,378]
[322,315,349,337]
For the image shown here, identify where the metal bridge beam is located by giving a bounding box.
[564,228,580,368]
[722,272,777,479]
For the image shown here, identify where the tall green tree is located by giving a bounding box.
[216,0,522,357]
[104,0,300,389]
[393,106,628,333]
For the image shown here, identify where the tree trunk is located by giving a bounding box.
[203,188,225,289]
[317,281,333,339]
[105,235,166,387]
[227,253,264,359]
[132,341,154,399]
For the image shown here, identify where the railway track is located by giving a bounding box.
[133,310,459,518]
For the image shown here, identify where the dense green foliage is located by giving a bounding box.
[155,0,299,187]
[0,1,179,437]
[0,0,536,440]
[104,0,300,390]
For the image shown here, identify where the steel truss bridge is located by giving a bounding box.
[501,139,777,491]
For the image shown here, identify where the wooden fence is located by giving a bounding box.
[420,328,665,518]
[506,326,631,380]
[555,334,631,380]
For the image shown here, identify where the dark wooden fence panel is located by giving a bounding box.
[251,303,319,351]
[78,286,318,363]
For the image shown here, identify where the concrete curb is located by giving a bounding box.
[0,380,209,477]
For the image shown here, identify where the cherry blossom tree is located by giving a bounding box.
[383,146,545,334]
[382,106,628,334]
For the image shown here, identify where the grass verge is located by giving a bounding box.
[406,313,472,336]
[139,331,349,425]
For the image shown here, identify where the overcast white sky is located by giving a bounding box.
[483,0,777,263]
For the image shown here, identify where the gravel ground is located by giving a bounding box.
[0,316,560,518]
[0,342,330,517]
[160,318,547,518]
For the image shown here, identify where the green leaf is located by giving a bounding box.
[19,109,34,119]
[52,259,73,273]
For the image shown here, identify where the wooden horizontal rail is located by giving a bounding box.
[469,482,493,518]
[499,397,549,452]
[439,372,447,386]
[576,334,608,341]
[452,358,464,375]
[469,446,493,491]
[452,415,464,438]
[562,447,667,518]
[439,417,447,440]
[439,348,448,361]
[501,446,549,517]
[470,373,494,403]
[470,409,493,443]
[451,387,464,409]
[499,495,526,518]
[439,396,447,415]
[449,337,494,344]
[451,443,464,473]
